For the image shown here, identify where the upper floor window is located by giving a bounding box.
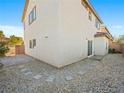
[29,6,36,25]
[95,19,100,30]
[89,11,92,21]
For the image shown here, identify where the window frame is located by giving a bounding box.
[29,40,32,49]
[106,42,108,50]
[29,6,36,25]
[89,11,92,21]
[95,19,100,30]
[88,40,93,56]
[33,39,36,48]
[29,39,36,49]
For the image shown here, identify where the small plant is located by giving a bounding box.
[109,48,121,54]
[0,42,9,56]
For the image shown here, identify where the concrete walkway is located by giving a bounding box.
[0,55,34,67]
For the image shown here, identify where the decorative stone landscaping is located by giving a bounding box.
[0,54,124,93]
[0,63,4,70]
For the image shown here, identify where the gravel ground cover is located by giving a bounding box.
[0,54,124,93]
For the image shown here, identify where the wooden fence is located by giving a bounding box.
[6,45,25,56]
[15,45,25,55]
[109,42,121,53]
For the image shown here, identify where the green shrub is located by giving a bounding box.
[0,42,9,56]
[109,48,121,54]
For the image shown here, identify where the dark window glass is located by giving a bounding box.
[89,11,92,21]
[29,6,36,25]
[33,39,36,48]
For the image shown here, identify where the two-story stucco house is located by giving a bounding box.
[22,0,113,68]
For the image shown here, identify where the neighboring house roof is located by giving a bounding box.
[101,25,113,40]
[22,0,29,22]
[105,27,114,40]
[1,37,10,42]
[94,32,112,40]
[3,37,10,41]
[95,32,107,37]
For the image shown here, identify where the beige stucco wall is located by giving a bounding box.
[23,0,104,67]
[24,0,60,67]
[58,0,101,67]
[94,37,108,56]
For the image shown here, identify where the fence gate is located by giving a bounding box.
[15,45,25,55]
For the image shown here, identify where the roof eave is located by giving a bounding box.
[22,0,29,22]
[84,0,103,24]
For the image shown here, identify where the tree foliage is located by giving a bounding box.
[0,31,24,56]
[0,31,5,42]
[0,42,9,56]
[9,35,24,46]
[114,35,124,44]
